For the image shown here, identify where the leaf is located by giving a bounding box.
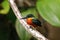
[15,19,31,40]
[36,0,60,27]
[21,8,38,18]
[0,0,10,14]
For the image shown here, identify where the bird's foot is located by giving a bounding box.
[29,26,33,29]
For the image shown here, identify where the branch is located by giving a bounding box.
[9,0,48,40]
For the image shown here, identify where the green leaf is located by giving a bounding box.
[15,19,31,40]
[0,0,10,14]
[21,8,38,18]
[36,0,60,27]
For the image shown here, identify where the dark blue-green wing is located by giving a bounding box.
[32,19,41,26]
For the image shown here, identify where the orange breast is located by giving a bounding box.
[26,18,37,27]
[26,18,32,25]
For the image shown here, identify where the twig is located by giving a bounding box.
[9,0,48,40]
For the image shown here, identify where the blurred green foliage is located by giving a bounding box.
[1,0,60,40]
[0,0,10,14]
[0,0,37,40]
[0,8,18,40]
[15,19,31,40]
[21,8,37,18]
[36,0,60,27]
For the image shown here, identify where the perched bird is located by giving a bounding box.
[21,14,42,27]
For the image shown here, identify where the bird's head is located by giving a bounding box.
[21,14,34,19]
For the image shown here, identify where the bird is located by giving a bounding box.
[21,14,42,27]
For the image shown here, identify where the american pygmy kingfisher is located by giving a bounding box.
[21,14,42,27]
